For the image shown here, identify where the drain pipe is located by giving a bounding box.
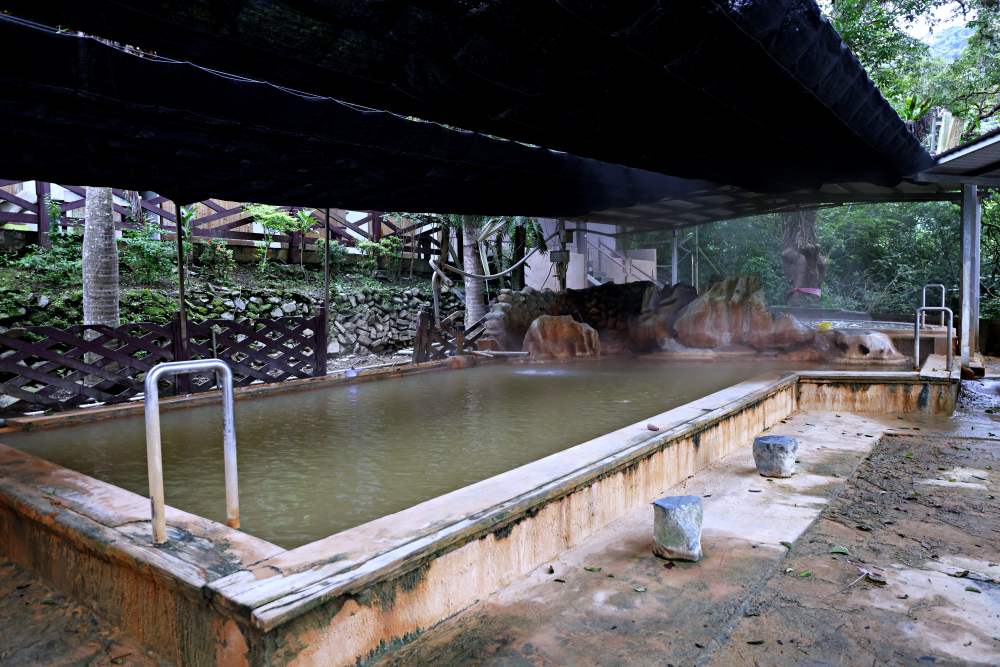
[144,359,238,544]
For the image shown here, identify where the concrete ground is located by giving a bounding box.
[377,397,1000,665]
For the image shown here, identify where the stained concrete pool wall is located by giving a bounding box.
[0,366,958,666]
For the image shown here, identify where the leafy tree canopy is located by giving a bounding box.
[826,0,999,139]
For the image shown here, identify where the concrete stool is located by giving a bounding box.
[752,434,798,478]
[651,495,703,562]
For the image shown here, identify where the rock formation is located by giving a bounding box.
[673,276,814,350]
[627,283,698,352]
[484,282,658,351]
[815,329,906,363]
[522,315,600,361]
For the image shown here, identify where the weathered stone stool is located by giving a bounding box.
[752,434,798,478]
[651,495,703,561]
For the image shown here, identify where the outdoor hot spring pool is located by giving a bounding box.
[4,359,794,547]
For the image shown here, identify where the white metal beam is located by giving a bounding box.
[960,184,981,366]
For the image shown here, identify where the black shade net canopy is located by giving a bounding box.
[0,0,935,217]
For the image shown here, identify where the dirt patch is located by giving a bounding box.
[707,433,1000,666]
[0,559,166,666]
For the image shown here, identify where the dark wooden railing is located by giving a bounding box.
[0,180,442,257]
[0,311,327,416]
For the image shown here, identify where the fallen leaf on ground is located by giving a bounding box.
[865,572,887,586]
[584,566,602,573]
[780,541,793,550]
[829,545,850,555]
[633,585,647,592]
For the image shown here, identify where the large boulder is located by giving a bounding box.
[627,283,698,351]
[522,315,600,361]
[674,276,814,350]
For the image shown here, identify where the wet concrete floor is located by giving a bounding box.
[377,404,999,665]
[0,559,165,667]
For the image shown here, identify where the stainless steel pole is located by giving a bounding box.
[144,359,238,544]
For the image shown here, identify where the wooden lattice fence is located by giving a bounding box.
[0,312,327,416]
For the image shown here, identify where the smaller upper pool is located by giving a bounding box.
[4,359,798,547]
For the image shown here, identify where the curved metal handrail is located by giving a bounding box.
[143,359,238,544]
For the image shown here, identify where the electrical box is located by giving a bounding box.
[549,250,570,264]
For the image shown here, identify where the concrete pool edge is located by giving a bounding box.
[0,367,959,666]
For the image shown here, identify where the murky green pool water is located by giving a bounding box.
[4,359,793,547]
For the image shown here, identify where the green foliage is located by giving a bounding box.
[827,1,999,139]
[315,238,347,273]
[10,228,83,287]
[42,195,61,226]
[120,288,177,323]
[179,204,197,265]
[121,222,175,285]
[817,201,961,314]
[634,200,976,317]
[245,203,294,274]
[357,236,403,277]
[197,239,236,283]
[981,189,1000,318]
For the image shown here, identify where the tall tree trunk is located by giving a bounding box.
[781,210,827,306]
[511,225,526,291]
[461,215,485,328]
[83,186,120,326]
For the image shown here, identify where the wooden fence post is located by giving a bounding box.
[412,309,430,364]
[35,181,51,248]
[313,307,328,377]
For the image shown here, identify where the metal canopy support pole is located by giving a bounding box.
[972,200,982,356]
[324,208,331,310]
[959,184,979,366]
[671,229,679,286]
[693,227,700,294]
[172,200,190,387]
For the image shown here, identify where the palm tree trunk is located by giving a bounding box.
[461,215,486,328]
[83,186,120,326]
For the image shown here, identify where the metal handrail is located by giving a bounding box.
[921,283,946,327]
[585,237,663,288]
[914,306,953,373]
[143,359,238,545]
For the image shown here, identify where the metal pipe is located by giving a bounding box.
[914,306,954,373]
[671,229,678,286]
[144,359,238,544]
[920,283,946,327]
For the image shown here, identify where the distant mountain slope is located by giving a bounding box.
[929,24,971,62]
